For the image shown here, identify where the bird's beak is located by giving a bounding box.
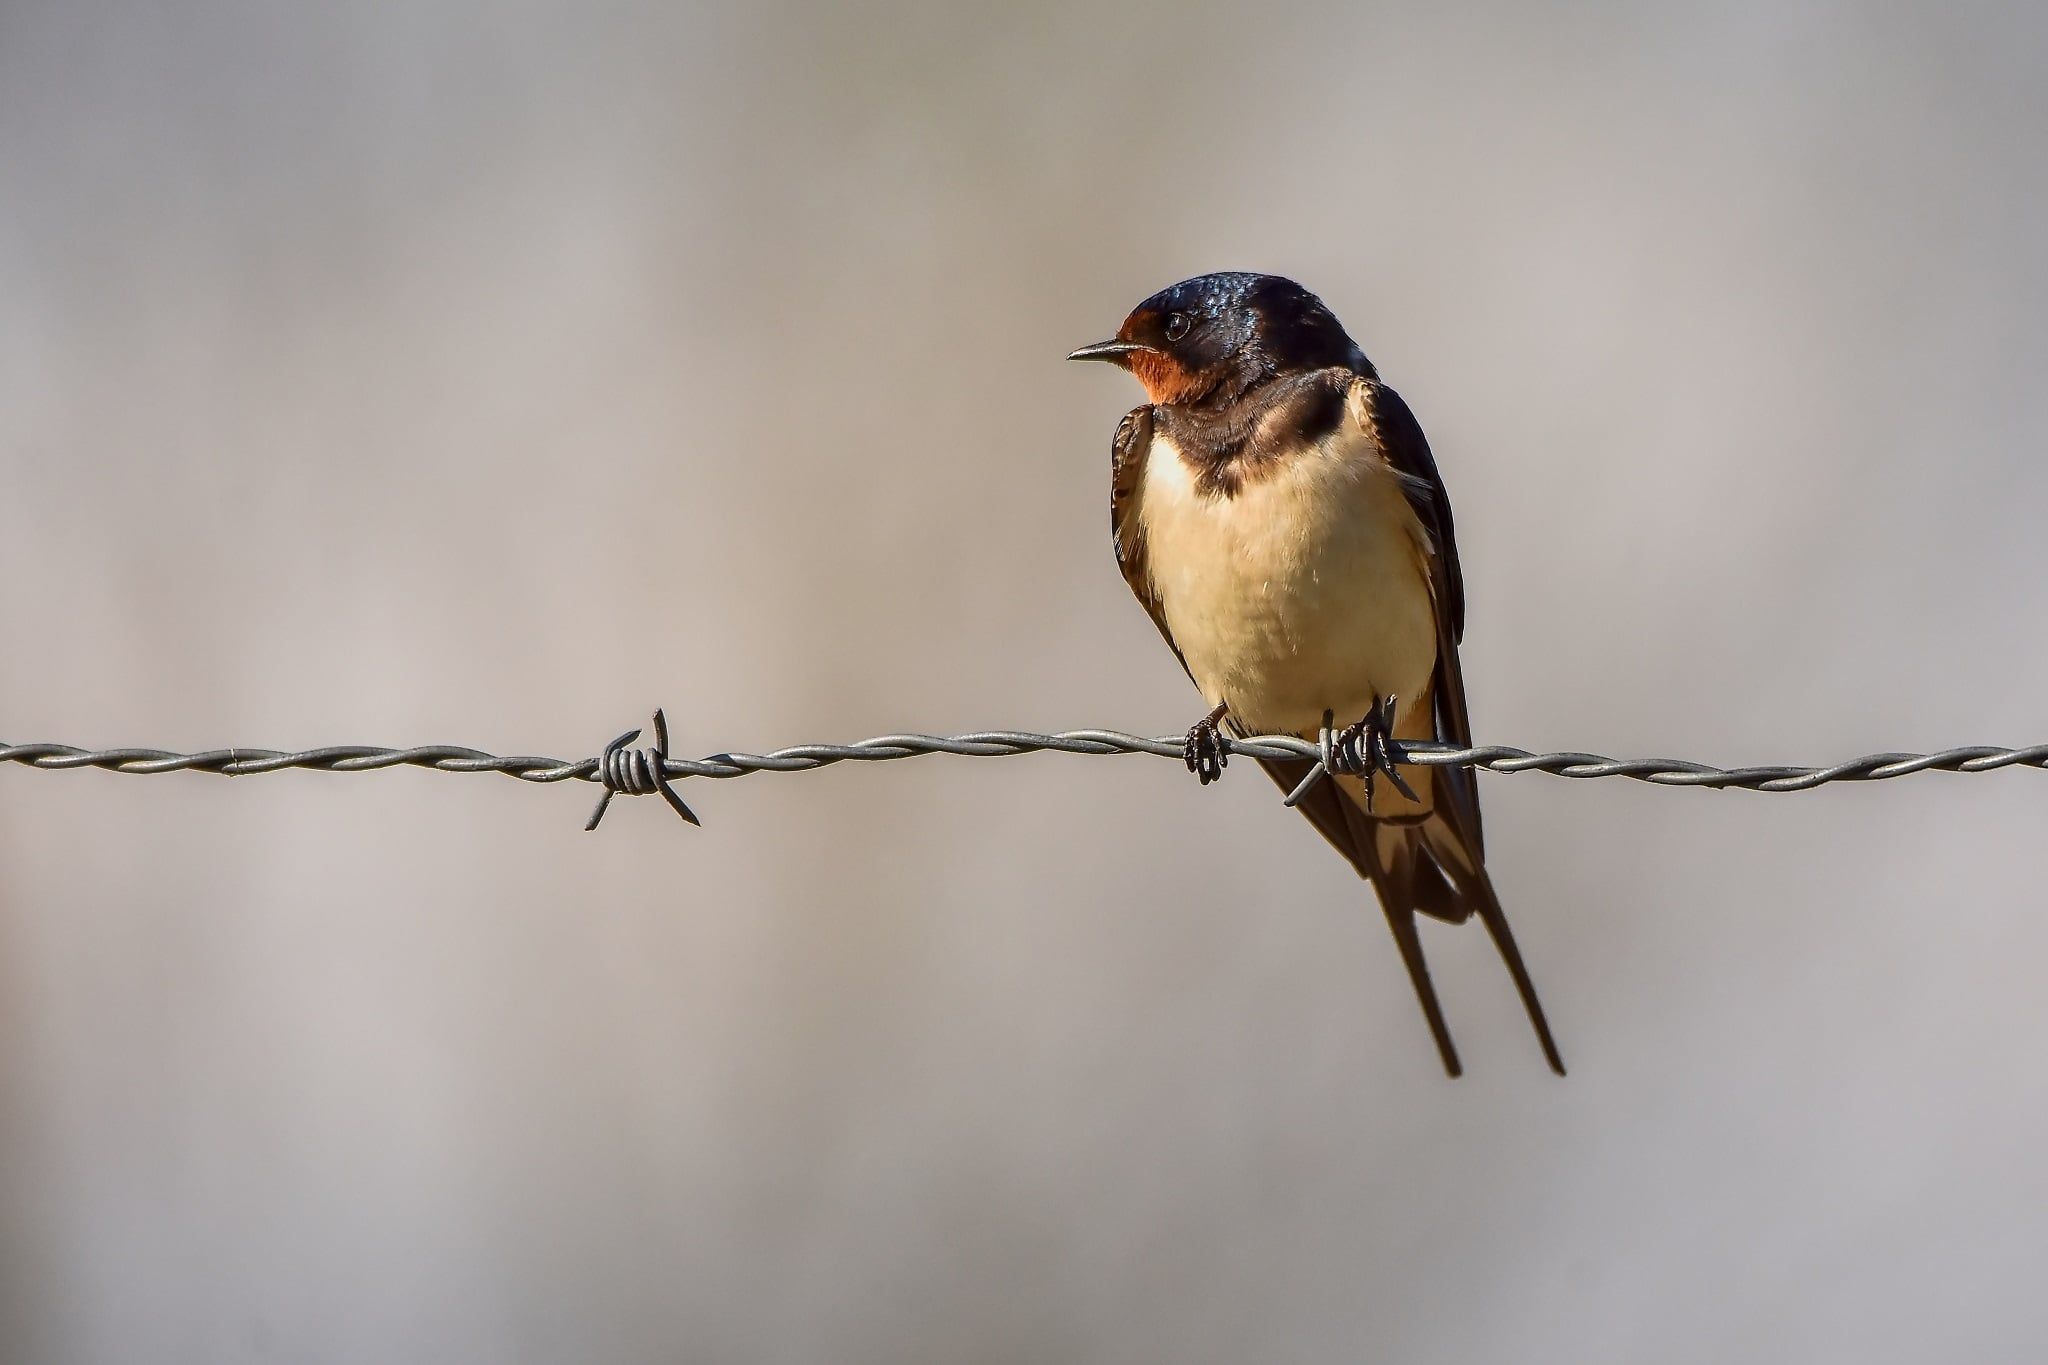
[1067,339,1153,366]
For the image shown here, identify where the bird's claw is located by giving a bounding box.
[1328,695,1419,811]
[1183,705,1229,785]
[1282,695,1418,812]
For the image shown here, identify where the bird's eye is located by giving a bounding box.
[1163,312,1193,342]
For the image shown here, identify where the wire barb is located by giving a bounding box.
[584,710,701,832]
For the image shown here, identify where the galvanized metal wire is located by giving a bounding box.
[6,720,2047,829]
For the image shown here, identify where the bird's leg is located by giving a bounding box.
[1324,695,1419,812]
[1183,702,1231,785]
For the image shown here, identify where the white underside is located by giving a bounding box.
[1137,426,1439,738]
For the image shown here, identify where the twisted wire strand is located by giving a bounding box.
[5,733,2047,794]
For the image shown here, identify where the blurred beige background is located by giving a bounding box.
[5,2,2048,1361]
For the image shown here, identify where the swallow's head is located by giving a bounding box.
[1068,272,1369,406]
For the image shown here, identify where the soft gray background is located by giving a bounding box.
[4,3,2047,1361]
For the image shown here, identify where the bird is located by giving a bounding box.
[1069,271,1563,1077]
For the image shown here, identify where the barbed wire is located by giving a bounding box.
[4,713,2046,830]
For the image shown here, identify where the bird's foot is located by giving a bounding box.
[1283,696,1418,812]
[1326,696,1419,812]
[1183,703,1230,785]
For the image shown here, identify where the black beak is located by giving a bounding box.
[1067,339,1153,365]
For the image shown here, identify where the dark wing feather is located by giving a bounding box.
[1109,406,1195,683]
[1363,379,1464,640]
[1360,378,1483,856]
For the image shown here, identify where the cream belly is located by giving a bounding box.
[1138,429,1438,736]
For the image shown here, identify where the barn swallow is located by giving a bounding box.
[1070,272,1563,1076]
